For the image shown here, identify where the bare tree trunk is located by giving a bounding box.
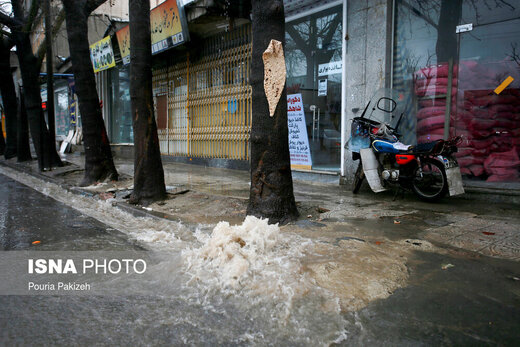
[62,0,118,186]
[247,0,298,224]
[45,0,56,161]
[0,38,18,159]
[128,0,166,205]
[17,90,32,162]
[11,0,62,170]
[436,0,462,63]
[13,34,62,170]
[0,123,4,156]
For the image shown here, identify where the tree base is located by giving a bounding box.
[128,192,166,207]
[79,168,119,187]
[246,208,299,226]
[17,155,33,162]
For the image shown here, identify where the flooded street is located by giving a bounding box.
[0,172,347,345]
[1,168,519,345]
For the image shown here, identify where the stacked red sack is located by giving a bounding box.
[414,63,457,144]
[456,60,520,181]
[414,61,520,182]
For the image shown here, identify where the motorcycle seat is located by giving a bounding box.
[406,140,443,154]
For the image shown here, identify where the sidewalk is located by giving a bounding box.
[2,152,520,260]
[1,153,519,311]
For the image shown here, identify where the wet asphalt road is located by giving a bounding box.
[0,172,519,345]
[0,173,138,251]
[344,251,520,345]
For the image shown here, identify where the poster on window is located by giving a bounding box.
[318,79,327,96]
[287,94,312,170]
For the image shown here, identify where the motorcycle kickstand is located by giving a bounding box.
[392,187,405,201]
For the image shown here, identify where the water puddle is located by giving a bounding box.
[0,166,348,345]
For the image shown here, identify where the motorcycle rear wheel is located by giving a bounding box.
[353,161,364,194]
[411,158,448,202]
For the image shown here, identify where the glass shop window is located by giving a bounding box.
[109,66,133,144]
[393,0,520,183]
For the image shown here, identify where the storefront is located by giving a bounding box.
[147,0,348,173]
[41,75,77,143]
[393,0,520,184]
[84,0,520,191]
[285,1,344,172]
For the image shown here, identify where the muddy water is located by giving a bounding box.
[0,167,348,345]
[2,165,520,345]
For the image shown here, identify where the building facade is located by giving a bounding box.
[91,0,520,188]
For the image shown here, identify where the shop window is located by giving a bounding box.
[54,84,70,137]
[393,0,520,183]
[285,4,343,171]
[109,66,133,144]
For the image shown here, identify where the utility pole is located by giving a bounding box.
[45,0,55,164]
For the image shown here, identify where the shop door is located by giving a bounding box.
[285,5,343,171]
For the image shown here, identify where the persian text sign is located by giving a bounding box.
[318,61,342,76]
[116,25,130,65]
[287,94,312,169]
[150,0,185,54]
[116,0,187,65]
[89,36,116,73]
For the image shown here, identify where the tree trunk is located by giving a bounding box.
[17,89,32,162]
[247,0,298,224]
[0,39,18,159]
[10,0,62,170]
[436,0,462,63]
[0,123,4,155]
[13,31,62,170]
[45,0,56,163]
[62,0,118,186]
[128,0,166,205]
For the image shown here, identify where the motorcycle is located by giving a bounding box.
[347,88,464,202]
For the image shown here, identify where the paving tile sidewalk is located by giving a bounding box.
[1,153,519,262]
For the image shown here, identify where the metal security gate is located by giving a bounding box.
[154,24,252,161]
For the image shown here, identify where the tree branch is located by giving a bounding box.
[0,11,21,27]
[25,0,42,33]
[86,0,108,16]
[321,14,341,48]
[0,32,14,48]
[400,0,438,30]
[36,8,65,67]
[286,24,309,53]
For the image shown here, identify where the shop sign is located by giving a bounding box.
[456,23,473,33]
[116,0,189,65]
[287,94,312,170]
[116,25,130,65]
[318,79,328,96]
[318,61,342,76]
[150,0,187,54]
[40,88,47,102]
[89,36,116,73]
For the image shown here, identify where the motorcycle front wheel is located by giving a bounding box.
[411,158,448,202]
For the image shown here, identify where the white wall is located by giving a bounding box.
[342,0,390,183]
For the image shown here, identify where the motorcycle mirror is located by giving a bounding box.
[377,97,396,113]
